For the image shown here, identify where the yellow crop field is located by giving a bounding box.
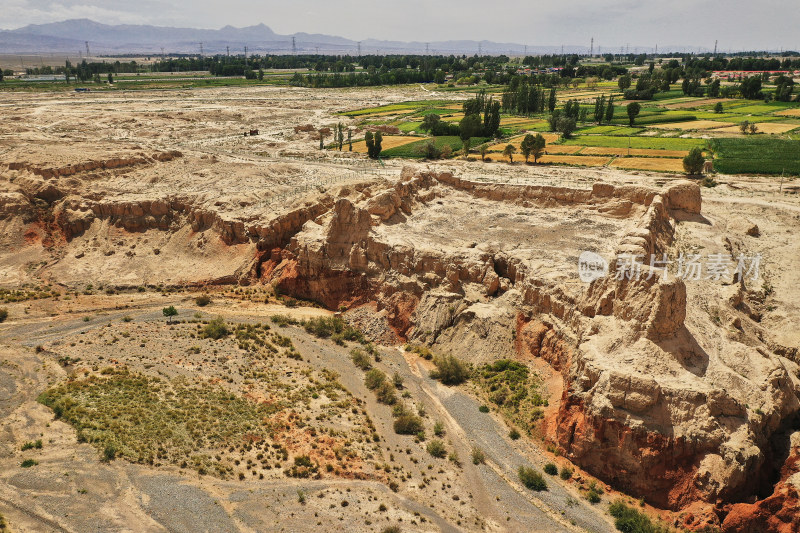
[546,145,584,154]
[610,157,685,172]
[775,108,800,117]
[482,153,611,166]
[649,120,730,130]
[580,147,690,158]
[714,123,799,135]
[349,135,421,153]
[487,133,560,151]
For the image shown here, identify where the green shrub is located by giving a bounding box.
[195,294,212,306]
[21,440,43,451]
[393,414,424,435]
[375,381,397,405]
[380,526,402,533]
[433,421,444,437]
[430,354,470,385]
[544,462,558,475]
[426,439,447,458]
[103,444,117,462]
[509,428,521,440]
[364,369,386,390]
[200,316,229,339]
[518,466,547,491]
[350,348,372,370]
[21,459,38,468]
[471,447,486,465]
[606,500,674,532]
[392,372,404,389]
[478,405,490,413]
[587,489,601,504]
[559,466,573,480]
[304,316,364,343]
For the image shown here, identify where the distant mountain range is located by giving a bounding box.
[0,18,597,56]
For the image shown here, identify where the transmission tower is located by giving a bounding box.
[226,45,229,57]
[590,37,593,57]
[714,40,718,55]
[478,42,482,55]
[292,36,296,55]
[161,47,165,60]
[357,41,361,56]
[85,41,90,58]
[199,42,203,57]
[524,45,527,56]
[244,45,248,60]
[425,42,429,55]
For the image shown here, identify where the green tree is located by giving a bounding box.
[531,133,546,163]
[162,306,178,324]
[503,144,516,163]
[714,102,724,113]
[520,134,535,163]
[593,95,606,124]
[420,113,441,134]
[336,122,344,150]
[479,144,488,162]
[605,96,615,123]
[107,72,113,84]
[364,131,374,155]
[459,113,482,152]
[547,87,557,113]
[626,102,641,126]
[682,147,705,175]
[372,131,383,159]
[319,128,327,150]
[618,75,632,91]
[347,128,352,151]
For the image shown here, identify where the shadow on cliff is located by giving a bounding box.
[654,325,710,377]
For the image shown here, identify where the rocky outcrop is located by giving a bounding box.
[721,432,800,533]
[5,151,181,179]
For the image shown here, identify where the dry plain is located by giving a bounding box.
[1,84,799,533]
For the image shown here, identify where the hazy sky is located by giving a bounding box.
[3,0,799,51]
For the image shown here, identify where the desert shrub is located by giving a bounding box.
[103,443,117,462]
[509,428,521,440]
[21,440,43,451]
[544,462,558,475]
[405,344,434,359]
[429,354,470,385]
[426,439,446,458]
[608,500,675,532]
[471,447,486,465]
[433,421,444,437]
[201,316,229,339]
[478,405,490,413]
[304,316,364,343]
[392,372,404,389]
[364,369,386,390]
[393,413,424,435]
[351,348,372,370]
[587,489,601,503]
[518,466,547,491]
[270,314,296,327]
[559,466,573,480]
[381,526,402,533]
[21,459,38,468]
[375,381,397,405]
[195,294,212,306]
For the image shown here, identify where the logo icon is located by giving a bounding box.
[578,251,608,283]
